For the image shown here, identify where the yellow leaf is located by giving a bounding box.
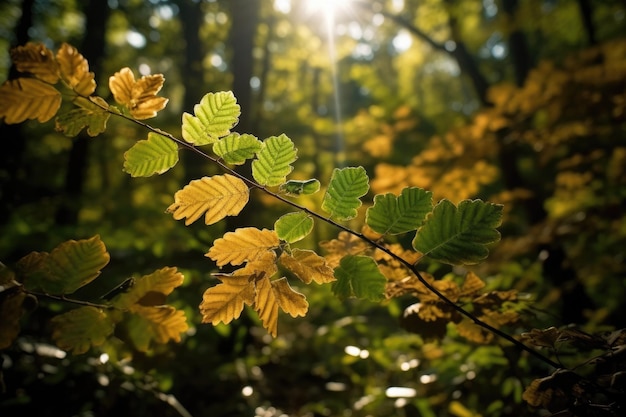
[206,227,279,267]
[199,274,256,325]
[113,267,184,309]
[126,305,188,351]
[272,277,308,318]
[254,274,310,337]
[56,43,96,96]
[254,275,279,337]
[481,309,519,328]
[19,235,110,295]
[51,306,115,354]
[10,42,59,84]
[0,78,61,123]
[108,67,168,119]
[279,249,336,284]
[201,252,278,327]
[460,271,486,298]
[456,318,494,344]
[319,231,371,268]
[167,174,249,226]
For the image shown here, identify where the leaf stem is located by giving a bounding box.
[104,107,561,369]
[27,290,118,310]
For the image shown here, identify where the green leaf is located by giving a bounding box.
[252,134,298,186]
[412,199,503,265]
[213,133,262,165]
[51,306,115,354]
[55,97,110,137]
[279,179,321,196]
[20,235,110,295]
[181,91,240,145]
[274,212,314,243]
[366,187,433,235]
[123,132,179,177]
[321,166,369,221]
[332,255,386,301]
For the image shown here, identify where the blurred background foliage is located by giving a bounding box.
[1,0,626,416]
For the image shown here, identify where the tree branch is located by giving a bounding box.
[103,105,561,370]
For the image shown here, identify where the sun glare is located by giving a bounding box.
[305,0,342,16]
[303,0,353,21]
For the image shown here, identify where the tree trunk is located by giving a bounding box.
[177,0,206,113]
[502,0,533,86]
[228,0,260,134]
[55,0,110,225]
[577,0,597,45]
[176,0,212,182]
[0,0,35,227]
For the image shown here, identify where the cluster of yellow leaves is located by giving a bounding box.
[345,105,418,159]
[371,39,626,211]
[370,130,500,203]
[0,43,94,124]
[520,328,626,414]
[387,271,520,343]
[1,235,188,355]
[320,230,420,273]
[201,228,335,336]
[109,67,168,119]
[0,42,168,130]
[52,266,188,354]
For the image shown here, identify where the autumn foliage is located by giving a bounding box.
[2,40,626,416]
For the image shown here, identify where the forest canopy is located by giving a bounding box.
[1,1,626,416]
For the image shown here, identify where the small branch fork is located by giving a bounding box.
[103,105,561,370]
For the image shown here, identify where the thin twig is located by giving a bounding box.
[103,106,561,369]
[27,290,118,310]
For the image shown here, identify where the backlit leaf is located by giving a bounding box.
[274,212,314,243]
[125,305,188,351]
[51,306,115,354]
[254,275,279,337]
[123,132,179,177]
[20,235,110,295]
[252,134,298,186]
[200,279,255,326]
[412,199,503,265]
[279,249,336,284]
[56,43,96,96]
[199,274,257,326]
[167,174,249,225]
[460,271,486,297]
[254,275,308,337]
[55,97,110,137]
[181,91,240,145]
[213,133,261,165]
[113,267,184,309]
[322,167,370,221]
[271,277,308,317]
[332,255,386,301]
[10,42,59,84]
[456,318,494,344]
[206,227,279,267]
[0,78,61,123]
[366,187,432,234]
[109,67,168,119]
